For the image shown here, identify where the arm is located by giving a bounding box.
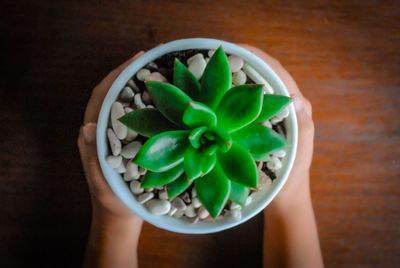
[77,51,145,268]
[238,45,324,268]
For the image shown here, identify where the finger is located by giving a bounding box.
[84,51,145,124]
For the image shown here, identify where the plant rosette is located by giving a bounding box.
[97,38,298,234]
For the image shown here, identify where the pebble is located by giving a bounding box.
[242,63,274,94]
[146,199,171,215]
[121,141,142,159]
[155,186,164,190]
[137,192,154,204]
[159,190,168,200]
[145,72,168,83]
[126,161,140,180]
[120,86,135,102]
[205,57,210,64]
[225,209,242,221]
[188,57,207,79]
[125,128,138,142]
[273,149,286,158]
[275,106,290,119]
[191,188,197,198]
[171,197,187,210]
[124,107,133,113]
[173,209,184,219]
[186,216,199,224]
[187,53,204,65]
[184,204,197,218]
[136,68,151,81]
[146,61,158,70]
[262,120,273,128]
[208,50,215,57]
[127,79,140,93]
[106,155,122,168]
[145,187,154,192]
[257,170,272,190]
[271,117,283,124]
[267,156,282,170]
[229,201,241,210]
[168,207,177,216]
[198,206,210,220]
[180,192,191,204]
[134,93,146,109]
[130,180,144,194]
[192,197,202,208]
[147,104,154,108]
[245,192,257,206]
[114,161,126,173]
[141,90,152,105]
[138,166,147,175]
[228,55,244,73]
[232,70,247,86]
[111,102,127,140]
[123,172,135,182]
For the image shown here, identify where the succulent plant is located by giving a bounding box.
[119,47,291,218]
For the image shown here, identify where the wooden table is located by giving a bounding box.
[1,0,399,267]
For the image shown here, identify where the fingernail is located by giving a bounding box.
[293,95,303,112]
[83,123,97,144]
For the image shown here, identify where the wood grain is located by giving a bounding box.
[1,0,399,267]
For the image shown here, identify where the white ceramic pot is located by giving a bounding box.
[97,38,298,234]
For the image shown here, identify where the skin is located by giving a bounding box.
[77,45,323,268]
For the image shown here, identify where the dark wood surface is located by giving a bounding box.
[1,0,399,267]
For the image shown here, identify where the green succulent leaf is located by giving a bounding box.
[141,164,184,188]
[232,123,287,156]
[173,58,201,100]
[183,101,217,128]
[167,173,193,200]
[118,108,178,137]
[195,162,231,218]
[216,84,264,132]
[184,147,204,180]
[189,126,208,149]
[199,46,231,110]
[255,94,292,123]
[217,142,258,188]
[251,153,270,161]
[229,181,249,206]
[145,81,192,128]
[133,130,190,172]
[209,127,232,153]
[201,153,217,175]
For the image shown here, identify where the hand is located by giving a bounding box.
[77,51,145,222]
[238,44,315,207]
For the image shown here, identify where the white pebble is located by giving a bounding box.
[138,166,147,175]
[186,216,199,224]
[168,207,177,216]
[145,72,167,83]
[262,120,273,128]
[180,192,191,203]
[232,70,247,86]
[141,90,152,105]
[208,50,215,57]
[120,86,134,102]
[257,170,272,190]
[184,204,197,218]
[147,105,154,108]
[173,209,184,219]
[245,192,257,206]
[134,93,146,109]
[136,68,151,81]
[171,197,187,210]
[198,206,209,220]
[123,106,139,142]
[146,199,171,215]
[126,161,140,180]
[137,192,154,204]
[145,187,154,192]
[187,53,204,65]
[107,128,121,156]
[130,180,144,194]
[271,117,283,124]
[124,107,133,113]
[275,106,290,119]
[123,172,135,182]
[146,61,158,69]
[106,155,122,168]
[228,55,244,73]
[159,190,168,200]
[127,79,140,92]
[192,197,202,208]
[242,63,274,94]
[111,102,127,140]
[267,156,282,170]
[225,209,242,221]
[205,57,210,64]
[121,141,142,159]
[155,186,164,190]
[188,57,207,79]
[273,149,286,158]
[229,201,241,210]
[114,161,126,173]
[191,188,197,198]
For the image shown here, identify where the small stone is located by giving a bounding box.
[120,86,135,102]
[225,209,242,221]
[155,186,164,190]
[168,207,177,216]
[180,192,191,204]
[123,172,135,182]
[126,161,140,180]
[228,55,244,73]
[173,209,184,218]
[146,61,158,70]
[205,57,210,63]
[147,105,154,108]
[273,149,286,158]
[275,106,290,119]
[114,161,127,173]
[137,192,154,204]
[192,197,202,208]
[141,90,152,105]
[188,57,207,79]
[267,156,282,170]
[245,192,257,206]
[146,199,171,215]
[271,117,283,124]
[106,155,122,168]
[232,70,247,86]
[262,120,273,128]
[124,107,133,113]
[145,187,154,192]
[159,190,168,200]
[184,204,197,218]
[191,188,197,198]
[127,79,140,93]
[171,197,187,210]
[136,68,151,81]
[130,180,144,194]
[145,72,168,83]
[125,128,138,142]
[198,206,209,220]
[138,166,147,175]
[229,201,241,210]
[257,170,272,190]
[187,53,204,65]
[121,141,142,159]
[208,50,215,57]
[111,102,127,140]
[186,216,199,224]
[133,93,146,109]
[107,128,121,156]
[242,63,274,94]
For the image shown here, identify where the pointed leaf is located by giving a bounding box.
[183,101,217,128]
[209,126,232,153]
[217,142,258,188]
[133,130,190,172]
[184,147,204,180]
[255,94,292,123]
[174,58,201,100]
[195,162,231,218]
[229,181,249,206]
[216,84,263,132]
[251,154,269,161]
[145,81,192,128]
[167,173,193,200]
[201,153,217,175]
[189,126,208,149]
[199,46,231,109]
[141,164,184,188]
[119,108,178,137]
[232,124,287,156]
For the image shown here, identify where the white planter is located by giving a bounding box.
[97,38,298,234]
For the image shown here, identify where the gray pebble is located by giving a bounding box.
[145,72,168,82]
[111,102,127,140]
[107,129,121,156]
[168,207,177,216]
[232,70,247,86]
[106,155,122,169]
[146,199,171,215]
[136,68,151,81]
[229,201,241,210]
[173,209,184,219]
[120,86,135,102]
[225,209,242,221]
[171,197,187,210]
[184,204,197,218]
[192,197,202,208]
[130,180,144,194]
[137,192,154,204]
[180,192,191,204]
[228,55,244,73]
[158,190,168,200]
[198,206,209,220]
[141,90,152,105]
[121,141,142,159]
[186,216,199,224]
[127,79,140,93]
